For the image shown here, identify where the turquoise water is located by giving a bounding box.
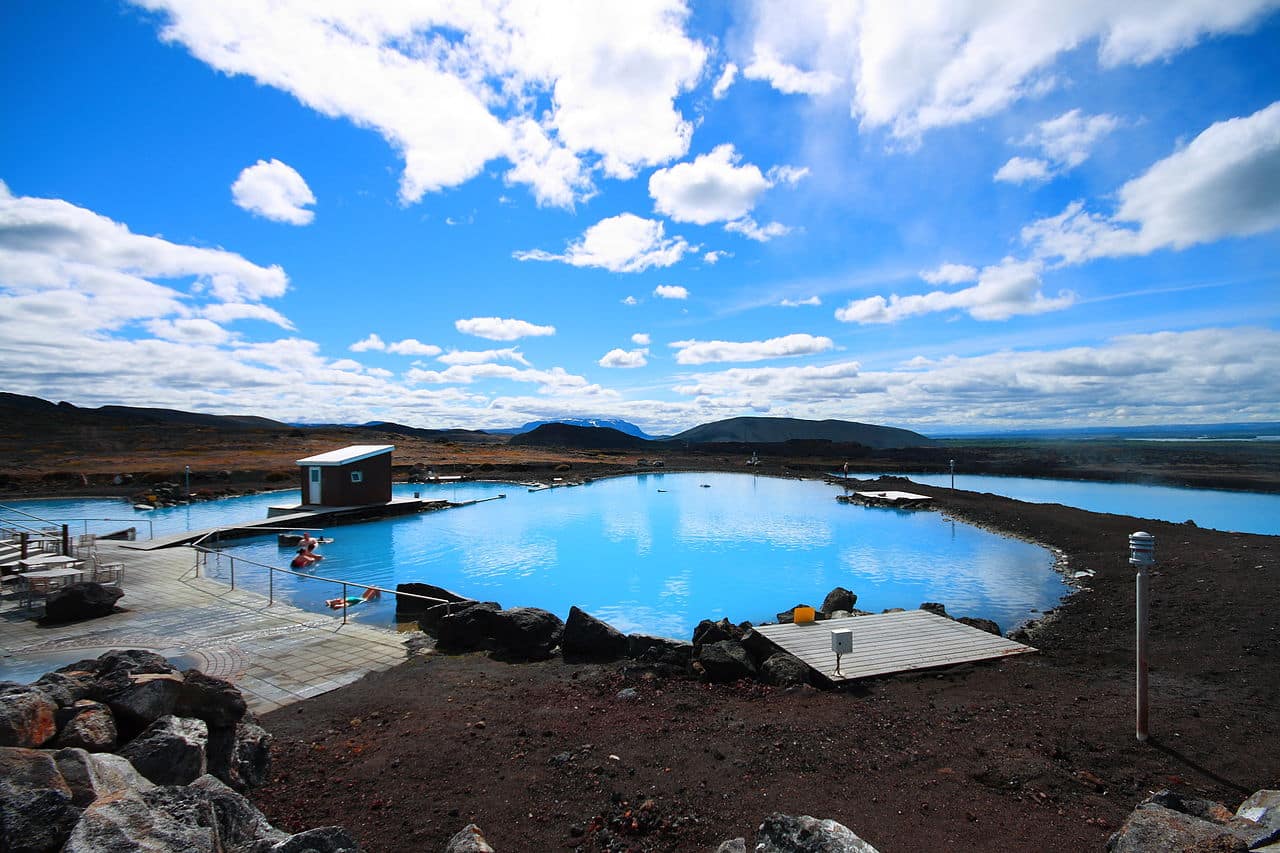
[194,473,1064,639]
[861,473,1280,536]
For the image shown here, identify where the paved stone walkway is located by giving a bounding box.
[0,541,409,713]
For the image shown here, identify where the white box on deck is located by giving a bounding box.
[830,628,853,654]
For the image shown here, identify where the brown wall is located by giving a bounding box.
[299,452,393,506]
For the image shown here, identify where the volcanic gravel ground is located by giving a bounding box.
[251,487,1279,852]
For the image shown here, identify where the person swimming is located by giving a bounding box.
[290,548,317,569]
[326,586,380,609]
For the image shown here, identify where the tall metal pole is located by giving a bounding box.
[949,459,955,489]
[1130,531,1155,742]
[184,465,191,497]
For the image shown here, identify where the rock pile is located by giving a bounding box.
[0,649,361,853]
[1107,788,1280,851]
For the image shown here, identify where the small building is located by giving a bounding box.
[296,445,394,507]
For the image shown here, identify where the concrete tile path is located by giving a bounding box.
[0,541,409,714]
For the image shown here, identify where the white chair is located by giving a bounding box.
[88,548,123,586]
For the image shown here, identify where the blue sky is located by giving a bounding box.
[2,1,1278,434]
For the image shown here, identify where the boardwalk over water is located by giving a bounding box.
[753,609,1035,682]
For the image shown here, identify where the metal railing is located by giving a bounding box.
[187,527,453,625]
[0,502,152,541]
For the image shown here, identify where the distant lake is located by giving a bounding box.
[3,474,1070,639]
[860,473,1280,536]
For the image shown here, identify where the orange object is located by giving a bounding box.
[793,605,816,624]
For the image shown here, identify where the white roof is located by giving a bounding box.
[296,445,394,466]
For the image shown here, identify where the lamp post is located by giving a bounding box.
[949,459,955,489]
[1129,531,1155,742]
[184,465,191,498]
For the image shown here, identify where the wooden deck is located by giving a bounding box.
[752,609,1035,682]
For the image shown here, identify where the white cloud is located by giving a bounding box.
[703,250,729,264]
[725,217,791,241]
[1024,100,1280,264]
[137,1,708,207]
[514,213,691,272]
[455,316,556,341]
[994,156,1053,185]
[836,259,1073,324]
[201,301,294,329]
[622,295,639,305]
[349,333,385,352]
[405,363,588,391]
[145,317,231,344]
[386,338,442,356]
[996,110,1120,184]
[742,46,840,95]
[649,144,770,224]
[920,263,979,285]
[779,295,821,307]
[437,347,530,366]
[670,333,834,364]
[230,158,316,224]
[654,284,688,300]
[631,333,651,345]
[712,62,738,98]
[741,2,1279,138]
[599,347,649,368]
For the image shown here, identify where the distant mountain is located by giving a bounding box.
[0,393,288,430]
[351,421,500,444]
[672,416,935,449]
[487,417,657,439]
[508,422,651,450]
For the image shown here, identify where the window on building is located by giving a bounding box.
[350,470,363,483]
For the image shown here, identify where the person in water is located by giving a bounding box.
[290,548,316,569]
[326,586,380,609]
[299,531,318,550]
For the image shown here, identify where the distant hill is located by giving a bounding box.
[488,417,657,439]
[0,393,288,430]
[508,423,651,450]
[350,421,500,444]
[672,416,935,449]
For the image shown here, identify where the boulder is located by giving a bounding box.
[176,670,248,728]
[628,634,693,668]
[491,607,564,661]
[42,582,123,623]
[0,683,58,747]
[1237,789,1280,835]
[53,748,152,807]
[692,618,741,649]
[63,789,217,853]
[435,602,504,652]
[957,617,1002,637]
[444,823,496,852]
[33,671,96,708]
[739,629,779,667]
[0,746,81,853]
[190,774,287,851]
[820,587,857,614]
[562,606,628,660]
[268,825,361,852]
[118,715,209,786]
[54,700,118,752]
[761,653,811,687]
[756,813,880,853]
[919,602,950,618]
[93,656,184,735]
[715,840,747,853]
[395,582,473,631]
[697,640,757,683]
[1106,803,1249,852]
[207,716,272,792]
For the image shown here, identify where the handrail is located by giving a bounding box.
[0,505,152,540]
[187,533,452,625]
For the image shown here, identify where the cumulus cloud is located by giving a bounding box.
[653,284,688,300]
[437,347,530,366]
[386,338,441,356]
[349,333,385,352]
[405,363,588,391]
[455,316,556,341]
[1023,101,1280,264]
[670,333,834,364]
[514,213,691,272]
[201,301,294,329]
[631,333,651,345]
[724,217,791,242]
[712,62,738,98]
[741,2,1278,138]
[137,1,708,207]
[231,158,316,224]
[779,295,821,307]
[835,259,1073,324]
[996,109,1120,184]
[599,347,649,368]
[920,263,979,285]
[703,250,729,264]
[622,295,639,305]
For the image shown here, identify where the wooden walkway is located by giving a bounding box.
[752,609,1035,682]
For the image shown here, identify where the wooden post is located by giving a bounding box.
[61,524,70,556]
[1129,532,1155,742]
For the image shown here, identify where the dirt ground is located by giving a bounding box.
[247,484,1279,852]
